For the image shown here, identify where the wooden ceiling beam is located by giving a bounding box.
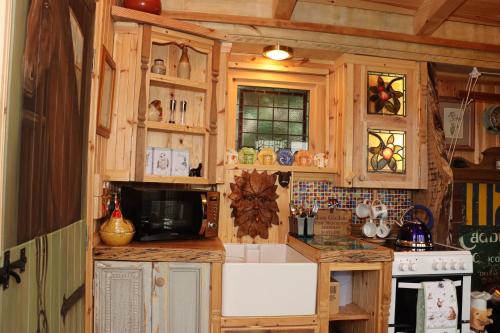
[414,0,467,35]
[273,0,298,19]
[163,10,500,54]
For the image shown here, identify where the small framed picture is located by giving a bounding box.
[96,45,116,138]
[153,148,172,176]
[171,149,190,176]
[439,97,475,151]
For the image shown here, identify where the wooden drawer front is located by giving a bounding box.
[222,328,317,333]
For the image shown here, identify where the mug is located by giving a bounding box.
[362,219,377,238]
[356,199,372,219]
[313,153,328,168]
[371,200,388,219]
[376,219,391,238]
[226,149,238,165]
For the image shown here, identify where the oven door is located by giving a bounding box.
[389,274,471,333]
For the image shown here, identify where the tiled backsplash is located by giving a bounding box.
[292,181,413,223]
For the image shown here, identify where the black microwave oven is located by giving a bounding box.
[120,186,220,241]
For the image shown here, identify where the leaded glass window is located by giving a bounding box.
[236,86,309,151]
[368,129,406,173]
[367,72,406,116]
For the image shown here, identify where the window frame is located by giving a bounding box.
[236,86,309,150]
[226,68,331,170]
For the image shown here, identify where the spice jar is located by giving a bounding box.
[151,59,166,75]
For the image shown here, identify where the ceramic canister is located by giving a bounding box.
[123,0,162,14]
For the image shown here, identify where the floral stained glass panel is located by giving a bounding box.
[368,72,406,116]
[368,129,406,174]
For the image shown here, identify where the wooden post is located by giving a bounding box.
[134,25,151,181]
[208,42,221,183]
[210,262,222,333]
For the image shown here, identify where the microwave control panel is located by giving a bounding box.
[205,191,220,238]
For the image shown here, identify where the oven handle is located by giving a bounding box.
[398,280,462,289]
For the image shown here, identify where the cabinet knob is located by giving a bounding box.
[358,175,366,181]
[155,277,165,287]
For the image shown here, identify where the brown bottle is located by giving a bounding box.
[177,45,191,80]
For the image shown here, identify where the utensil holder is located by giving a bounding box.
[306,217,315,238]
[288,216,298,236]
[297,217,306,237]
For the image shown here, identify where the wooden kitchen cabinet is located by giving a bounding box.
[287,236,393,333]
[104,14,222,185]
[95,261,210,333]
[331,54,427,189]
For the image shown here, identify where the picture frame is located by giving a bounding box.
[439,97,475,151]
[96,45,116,138]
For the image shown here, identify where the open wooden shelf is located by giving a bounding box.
[330,303,371,321]
[143,175,211,185]
[146,121,208,135]
[110,5,226,40]
[149,73,209,91]
[225,164,337,174]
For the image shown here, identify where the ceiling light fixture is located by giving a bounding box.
[263,44,293,61]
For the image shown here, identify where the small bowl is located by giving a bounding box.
[99,231,135,246]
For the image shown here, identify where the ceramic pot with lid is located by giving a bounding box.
[396,204,434,248]
[99,195,135,246]
[123,0,162,15]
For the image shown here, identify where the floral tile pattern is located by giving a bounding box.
[292,181,413,223]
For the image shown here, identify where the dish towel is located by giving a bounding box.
[416,279,459,333]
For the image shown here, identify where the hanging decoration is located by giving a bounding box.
[228,170,280,239]
[368,72,406,116]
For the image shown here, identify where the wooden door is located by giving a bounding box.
[94,261,152,333]
[152,262,210,333]
[0,0,94,332]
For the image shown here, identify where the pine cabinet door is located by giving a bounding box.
[152,262,210,333]
[94,261,152,333]
[335,55,427,189]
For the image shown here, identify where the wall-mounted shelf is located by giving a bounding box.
[111,5,226,40]
[225,164,337,174]
[149,73,209,91]
[143,175,211,185]
[330,303,370,321]
[146,121,208,135]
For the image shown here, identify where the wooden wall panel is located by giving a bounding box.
[218,169,292,244]
[436,76,500,163]
[105,23,142,181]
[0,220,85,333]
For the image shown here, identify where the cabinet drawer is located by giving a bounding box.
[222,328,317,333]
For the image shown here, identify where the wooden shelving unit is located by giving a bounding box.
[225,164,337,174]
[143,175,210,185]
[149,73,209,91]
[330,303,370,321]
[146,121,208,135]
[133,24,220,184]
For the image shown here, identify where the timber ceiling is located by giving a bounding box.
[304,0,500,28]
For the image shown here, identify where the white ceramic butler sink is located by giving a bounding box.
[222,244,317,317]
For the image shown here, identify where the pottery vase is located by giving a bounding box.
[177,45,191,79]
[123,0,162,15]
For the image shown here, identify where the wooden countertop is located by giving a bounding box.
[288,235,393,263]
[93,237,225,263]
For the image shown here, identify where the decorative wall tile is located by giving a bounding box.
[292,181,413,223]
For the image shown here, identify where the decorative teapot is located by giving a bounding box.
[99,194,135,246]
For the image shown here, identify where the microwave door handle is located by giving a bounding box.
[398,280,462,290]
[199,194,208,236]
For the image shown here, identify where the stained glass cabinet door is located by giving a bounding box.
[333,55,427,189]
